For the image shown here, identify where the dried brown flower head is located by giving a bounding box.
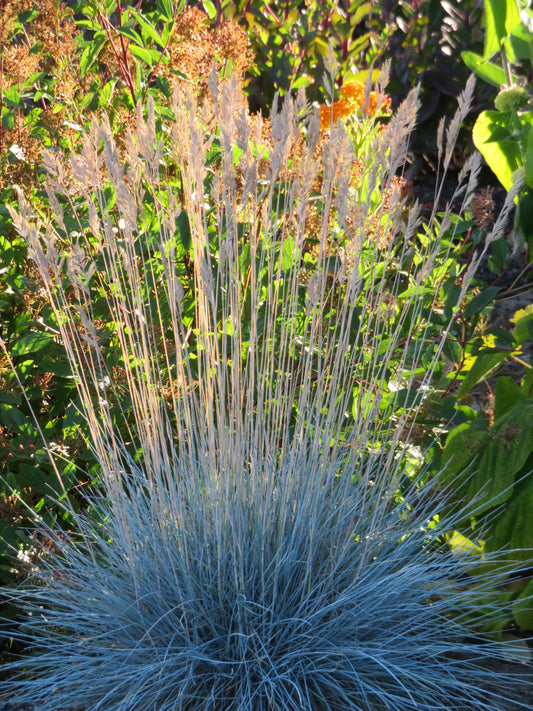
[471,186,495,231]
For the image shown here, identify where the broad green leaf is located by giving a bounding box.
[525,126,533,188]
[517,190,533,241]
[483,465,533,558]
[483,125,515,143]
[11,331,53,356]
[129,44,162,67]
[463,286,500,318]
[510,21,533,62]
[2,86,23,109]
[483,0,521,62]
[176,210,191,254]
[202,0,217,21]
[457,348,507,396]
[79,34,107,78]
[16,463,46,489]
[493,376,526,420]
[443,400,533,517]
[129,9,166,48]
[350,2,371,26]
[512,577,533,630]
[473,110,522,191]
[511,303,533,344]
[0,403,27,431]
[1,106,14,131]
[344,68,382,85]
[156,0,176,21]
[461,51,507,87]
[116,25,143,45]
[291,75,311,90]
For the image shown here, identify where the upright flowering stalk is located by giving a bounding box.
[0,74,531,711]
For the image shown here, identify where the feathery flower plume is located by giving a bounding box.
[1,74,531,710]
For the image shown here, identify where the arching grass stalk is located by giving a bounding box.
[1,74,530,709]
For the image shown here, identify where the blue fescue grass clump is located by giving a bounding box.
[2,455,529,711]
[1,73,531,709]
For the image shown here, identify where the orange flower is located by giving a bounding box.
[340,80,365,104]
[319,80,392,131]
[362,91,392,116]
[318,99,353,131]
[341,80,391,115]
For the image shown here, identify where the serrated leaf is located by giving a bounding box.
[493,376,526,420]
[484,465,533,557]
[443,400,533,518]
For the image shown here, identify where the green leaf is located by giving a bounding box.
[525,127,533,189]
[461,51,507,87]
[483,125,515,143]
[443,400,533,517]
[0,235,13,262]
[291,75,311,90]
[281,235,297,270]
[116,25,143,45]
[156,0,176,21]
[129,9,166,48]
[493,376,526,420]
[99,79,116,107]
[509,21,533,62]
[457,349,507,396]
[512,577,533,631]
[350,2,371,26]
[2,86,23,110]
[511,303,533,344]
[79,34,107,78]
[11,331,53,356]
[15,462,46,489]
[176,210,191,254]
[483,0,521,62]
[517,190,533,241]
[473,110,522,191]
[201,0,217,21]
[483,465,533,558]
[1,106,15,131]
[129,44,160,66]
[463,286,500,318]
[0,403,27,431]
